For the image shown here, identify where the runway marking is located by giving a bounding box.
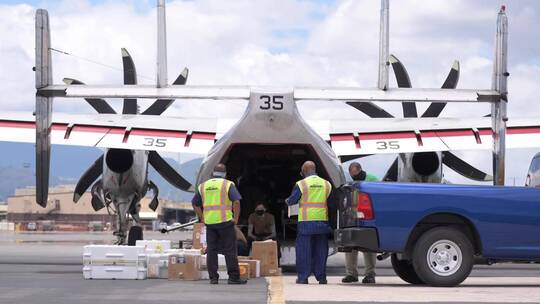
[267,275,285,304]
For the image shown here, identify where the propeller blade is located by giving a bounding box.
[73,155,104,203]
[382,157,398,181]
[121,48,138,114]
[142,68,189,115]
[63,78,116,114]
[389,55,417,118]
[148,180,159,211]
[345,102,394,118]
[148,151,195,192]
[442,151,493,181]
[422,60,460,117]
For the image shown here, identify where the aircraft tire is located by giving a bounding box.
[412,227,474,287]
[390,254,424,285]
[127,226,143,246]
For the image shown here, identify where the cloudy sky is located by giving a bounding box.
[1,0,539,185]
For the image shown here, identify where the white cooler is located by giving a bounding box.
[136,240,172,253]
[83,245,147,280]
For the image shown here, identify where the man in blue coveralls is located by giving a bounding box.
[286,161,332,284]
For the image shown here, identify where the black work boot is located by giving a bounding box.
[362,273,376,284]
[210,278,219,285]
[341,275,359,283]
[296,278,308,284]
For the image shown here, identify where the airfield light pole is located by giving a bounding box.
[491,6,509,186]
[378,0,389,90]
[157,0,168,88]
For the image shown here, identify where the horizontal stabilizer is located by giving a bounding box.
[63,78,116,114]
[36,85,501,103]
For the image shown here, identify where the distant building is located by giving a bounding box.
[7,185,194,231]
[0,205,7,221]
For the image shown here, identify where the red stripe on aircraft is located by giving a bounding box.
[507,126,540,135]
[191,132,216,140]
[0,120,35,129]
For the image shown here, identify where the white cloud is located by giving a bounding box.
[1,0,539,185]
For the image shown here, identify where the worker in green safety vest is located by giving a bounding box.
[192,163,246,285]
[286,161,333,284]
[342,162,378,284]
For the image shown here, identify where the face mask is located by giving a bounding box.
[255,209,265,216]
[299,171,304,178]
[352,170,367,181]
[213,171,226,178]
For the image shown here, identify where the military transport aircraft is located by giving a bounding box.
[0,1,539,246]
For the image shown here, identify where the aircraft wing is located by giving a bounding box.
[0,112,238,154]
[309,117,540,157]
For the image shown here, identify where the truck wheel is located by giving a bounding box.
[127,226,143,246]
[391,254,424,285]
[412,227,473,287]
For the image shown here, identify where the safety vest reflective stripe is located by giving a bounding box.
[218,180,228,222]
[299,179,309,220]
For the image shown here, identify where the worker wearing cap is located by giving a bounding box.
[286,161,332,284]
[192,163,247,285]
[342,162,378,284]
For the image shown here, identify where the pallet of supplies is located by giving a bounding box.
[136,240,172,253]
[251,240,279,276]
[238,257,261,278]
[82,245,147,280]
[168,252,201,281]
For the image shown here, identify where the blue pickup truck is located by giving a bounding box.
[334,182,540,287]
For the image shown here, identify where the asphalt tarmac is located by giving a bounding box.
[2,231,540,304]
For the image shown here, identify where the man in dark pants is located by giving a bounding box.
[192,163,247,285]
[286,161,332,284]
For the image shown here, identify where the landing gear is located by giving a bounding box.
[127,226,143,246]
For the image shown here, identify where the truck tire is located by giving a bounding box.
[391,254,424,285]
[127,226,143,246]
[412,227,473,287]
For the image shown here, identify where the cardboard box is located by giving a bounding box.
[192,223,207,250]
[251,240,279,276]
[168,253,201,281]
[238,257,261,278]
[238,262,250,280]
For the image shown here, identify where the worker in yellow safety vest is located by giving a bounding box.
[286,161,333,284]
[192,163,246,285]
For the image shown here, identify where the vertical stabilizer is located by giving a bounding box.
[491,5,509,186]
[157,0,168,88]
[35,9,53,207]
[377,0,389,90]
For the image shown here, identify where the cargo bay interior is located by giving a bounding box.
[222,144,338,243]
